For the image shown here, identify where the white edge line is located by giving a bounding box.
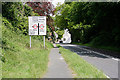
[112,58,119,61]
[78,47,112,79]
[61,44,113,79]
[77,46,119,61]
[105,74,112,79]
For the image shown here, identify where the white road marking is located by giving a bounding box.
[60,44,119,78]
[112,58,119,61]
[61,44,119,61]
[62,44,119,79]
[76,46,119,61]
[105,74,110,79]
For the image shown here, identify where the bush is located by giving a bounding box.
[24,4,33,17]
[2,17,13,30]
[90,32,113,46]
[16,17,28,35]
[2,2,34,35]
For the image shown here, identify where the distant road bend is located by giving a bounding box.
[59,44,119,79]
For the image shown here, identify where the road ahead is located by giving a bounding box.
[60,44,119,79]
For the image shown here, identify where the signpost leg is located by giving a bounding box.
[44,36,45,49]
[30,36,31,48]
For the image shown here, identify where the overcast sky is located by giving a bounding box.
[52,0,65,7]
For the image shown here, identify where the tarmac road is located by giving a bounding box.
[60,44,119,79]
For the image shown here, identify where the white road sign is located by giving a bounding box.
[38,16,46,35]
[28,16,46,35]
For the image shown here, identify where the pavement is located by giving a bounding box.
[43,44,73,78]
[60,43,119,79]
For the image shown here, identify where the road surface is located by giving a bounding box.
[60,44,119,79]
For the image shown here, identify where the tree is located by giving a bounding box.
[27,2,55,30]
[54,2,120,47]
[27,2,56,41]
[27,2,54,16]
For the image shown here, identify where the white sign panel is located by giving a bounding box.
[38,16,46,35]
[28,16,46,35]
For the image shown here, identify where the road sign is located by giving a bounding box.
[32,24,38,29]
[40,24,44,29]
[29,16,38,35]
[38,16,46,35]
[28,16,46,35]
[28,16,46,48]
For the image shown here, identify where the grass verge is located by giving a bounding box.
[59,46,107,78]
[1,25,53,78]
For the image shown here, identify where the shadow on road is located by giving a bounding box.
[60,44,109,59]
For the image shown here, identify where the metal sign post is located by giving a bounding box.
[30,35,31,48]
[44,36,45,49]
[28,16,46,48]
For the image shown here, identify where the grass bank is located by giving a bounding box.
[1,25,53,78]
[72,42,120,53]
[58,45,107,78]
